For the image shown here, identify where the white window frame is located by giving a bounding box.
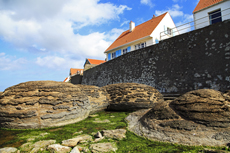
[135,42,146,50]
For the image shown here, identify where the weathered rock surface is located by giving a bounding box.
[0,81,104,129]
[77,85,108,114]
[0,147,17,153]
[170,89,230,128]
[62,137,83,147]
[69,146,80,153]
[102,83,164,111]
[47,144,71,153]
[102,129,126,140]
[89,142,117,153]
[0,81,163,129]
[126,89,230,146]
[20,140,56,153]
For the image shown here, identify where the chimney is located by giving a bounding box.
[152,15,156,18]
[129,21,135,32]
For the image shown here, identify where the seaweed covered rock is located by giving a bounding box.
[0,81,94,129]
[126,89,230,146]
[103,83,164,111]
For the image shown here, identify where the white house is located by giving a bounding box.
[193,0,230,29]
[104,12,179,61]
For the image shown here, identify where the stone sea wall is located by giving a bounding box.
[82,19,230,94]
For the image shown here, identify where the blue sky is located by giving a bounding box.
[0,0,199,91]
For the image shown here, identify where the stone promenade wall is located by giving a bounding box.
[82,20,230,94]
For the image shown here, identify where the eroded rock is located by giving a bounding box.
[102,83,164,111]
[0,81,93,129]
[47,144,71,153]
[126,89,230,147]
[0,147,17,153]
[89,142,117,153]
[102,129,126,140]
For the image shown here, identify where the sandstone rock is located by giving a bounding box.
[62,137,83,147]
[170,89,230,128]
[73,134,93,144]
[89,142,117,153]
[126,89,230,146]
[77,85,108,114]
[93,118,110,123]
[102,83,164,111]
[69,146,80,153]
[0,147,17,153]
[102,129,126,140]
[30,140,56,153]
[0,81,92,129]
[47,144,71,153]
[73,130,83,135]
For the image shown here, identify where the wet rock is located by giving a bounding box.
[89,142,117,153]
[0,147,17,153]
[47,144,71,153]
[102,129,126,140]
[102,83,164,111]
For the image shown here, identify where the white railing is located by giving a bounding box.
[160,8,230,40]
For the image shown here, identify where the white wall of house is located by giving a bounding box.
[193,0,230,29]
[152,12,179,41]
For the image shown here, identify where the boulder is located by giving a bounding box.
[62,137,82,147]
[89,142,117,153]
[69,146,80,153]
[126,89,230,146]
[47,144,71,153]
[170,89,230,128]
[0,81,96,129]
[19,140,56,153]
[102,129,126,140]
[0,147,17,153]
[77,85,108,114]
[102,83,164,111]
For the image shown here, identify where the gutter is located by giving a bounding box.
[104,35,152,53]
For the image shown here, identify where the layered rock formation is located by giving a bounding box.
[103,83,164,111]
[0,81,92,129]
[0,81,163,129]
[126,89,230,146]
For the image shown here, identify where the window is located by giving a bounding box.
[155,39,159,44]
[167,27,172,35]
[135,42,146,50]
[112,52,116,59]
[209,9,222,25]
[123,48,127,54]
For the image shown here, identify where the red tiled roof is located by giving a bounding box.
[63,77,68,82]
[87,59,106,65]
[193,0,224,13]
[105,12,168,52]
[70,68,83,75]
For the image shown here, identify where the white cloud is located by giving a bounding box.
[36,56,85,70]
[155,4,183,18]
[0,0,131,61]
[120,20,129,27]
[140,0,154,7]
[0,52,27,70]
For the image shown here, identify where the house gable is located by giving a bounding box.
[104,12,167,53]
[193,0,224,13]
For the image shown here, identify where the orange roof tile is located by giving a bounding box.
[87,59,106,65]
[63,77,68,82]
[70,68,83,75]
[193,0,224,13]
[105,12,168,53]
